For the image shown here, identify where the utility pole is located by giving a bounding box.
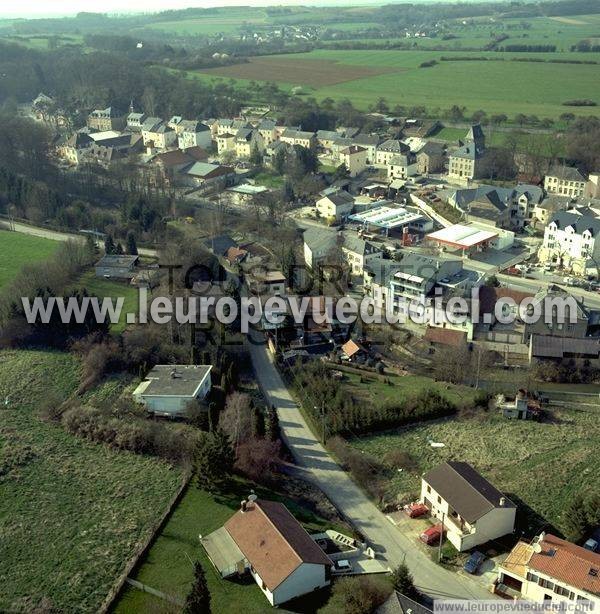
[438,511,445,563]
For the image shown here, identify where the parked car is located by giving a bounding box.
[404,502,429,518]
[420,524,445,545]
[584,538,599,552]
[463,551,486,574]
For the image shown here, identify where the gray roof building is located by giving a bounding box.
[423,461,515,524]
[547,166,586,183]
[549,210,600,236]
[378,139,410,154]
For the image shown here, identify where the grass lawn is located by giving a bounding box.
[0,349,183,612]
[343,371,480,408]
[0,231,60,289]
[113,477,343,613]
[349,406,600,535]
[253,170,285,189]
[74,270,140,334]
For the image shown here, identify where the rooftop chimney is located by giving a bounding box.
[241,500,247,512]
[499,496,506,507]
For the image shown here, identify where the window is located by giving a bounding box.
[527,572,539,583]
[554,585,570,597]
[540,579,554,590]
[437,495,442,504]
[427,485,431,493]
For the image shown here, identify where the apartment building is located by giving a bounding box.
[538,210,600,274]
[544,166,587,197]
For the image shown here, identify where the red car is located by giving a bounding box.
[420,524,445,545]
[404,502,429,518]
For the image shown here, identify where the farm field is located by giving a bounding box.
[348,405,600,535]
[0,231,59,289]
[114,477,341,613]
[191,49,600,118]
[74,270,140,334]
[0,349,183,612]
[141,7,269,35]
[198,55,396,88]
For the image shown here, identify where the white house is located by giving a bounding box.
[497,533,600,606]
[141,118,177,151]
[279,129,316,149]
[178,120,212,150]
[316,190,355,222]
[303,227,381,276]
[202,498,332,607]
[420,461,516,552]
[538,210,600,274]
[387,153,417,180]
[375,139,411,167]
[132,365,212,417]
[544,166,587,198]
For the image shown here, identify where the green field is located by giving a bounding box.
[349,405,600,535]
[114,477,342,612]
[0,349,183,612]
[343,371,480,407]
[143,8,268,35]
[191,48,600,118]
[1,34,83,50]
[0,231,60,289]
[74,270,139,334]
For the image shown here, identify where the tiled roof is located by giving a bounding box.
[529,533,600,596]
[225,500,331,591]
[423,326,467,348]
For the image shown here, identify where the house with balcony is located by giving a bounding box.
[363,252,475,338]
[420,461,516,552]
[538,210,600,275]
[497,533,600,606]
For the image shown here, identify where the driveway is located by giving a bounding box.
[248,329,495,601]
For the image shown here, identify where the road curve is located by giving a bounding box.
[248,329,494,601]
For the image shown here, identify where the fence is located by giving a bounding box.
[99,471,192,613]
[124,579,184,607]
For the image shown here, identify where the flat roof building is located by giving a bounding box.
[132,365,212,417]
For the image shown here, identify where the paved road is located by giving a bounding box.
[248,329,494,601]
[7,220,158,258]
